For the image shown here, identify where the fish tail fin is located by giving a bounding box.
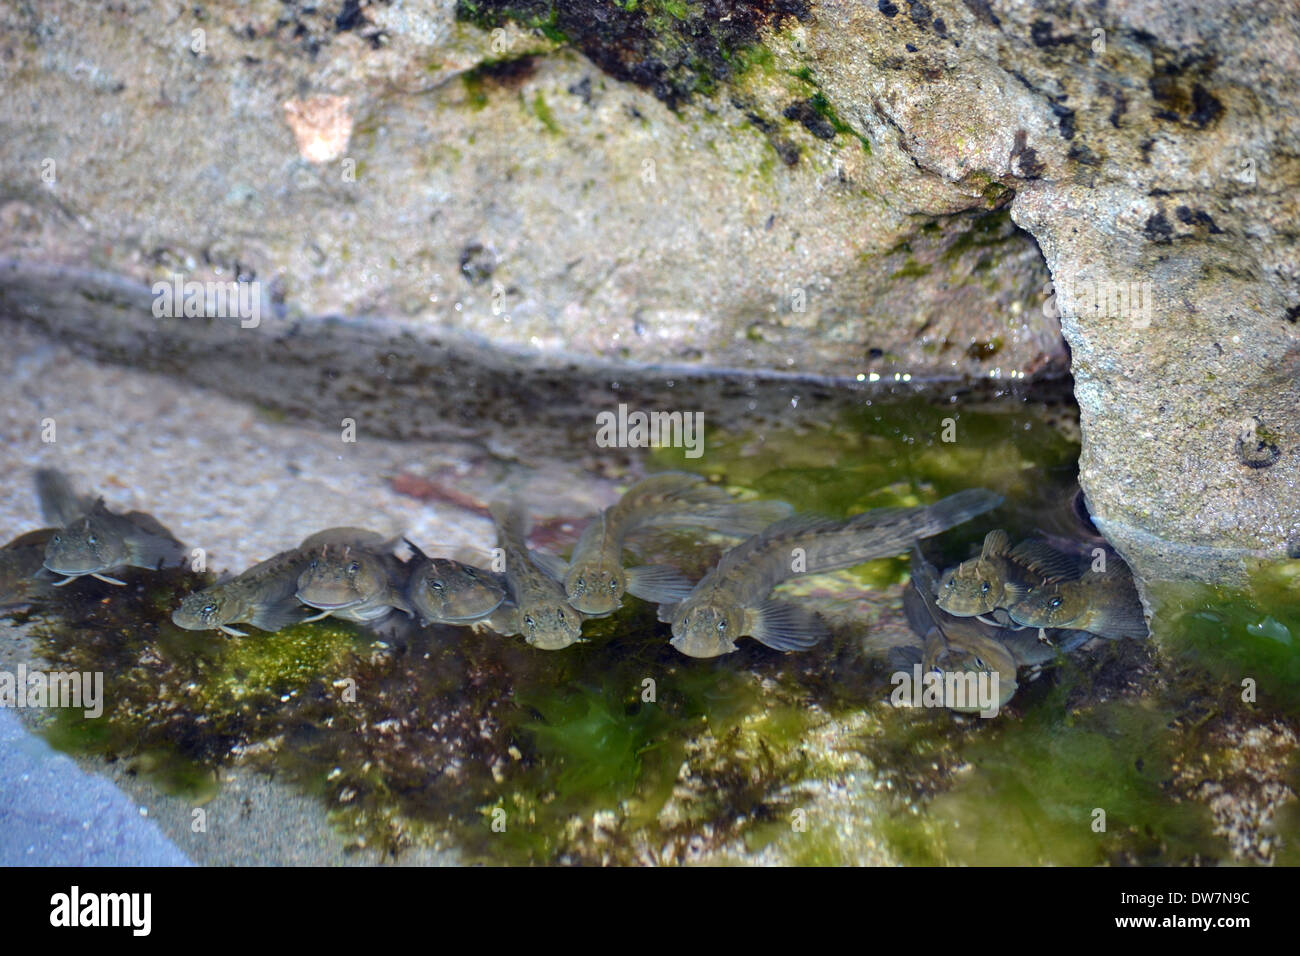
[34,468,93,526]
[619,473,792,537]
[746,600,828,651]
[1088,602,1149,641]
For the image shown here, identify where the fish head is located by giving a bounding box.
[172,592,233,630]
[669,601,743,658]
[412,559,506,622]
[935,558,999,616]
[296,545,386,610]
[564,561,625,615]
[1007,584,1084,629]
[923,633,1018,711]
[43,516,127,577]
[519,602,585,650]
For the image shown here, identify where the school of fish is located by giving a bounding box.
[4,470,1147,693]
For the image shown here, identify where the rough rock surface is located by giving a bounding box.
[1,0,1297,584]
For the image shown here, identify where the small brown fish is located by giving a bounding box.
[662,488,1003,658]
[486,502,585,650]
[1007,561,1148,641]
[901,547,1020,712]
[0,529,57,609]
[405,539,507,625]
[173,528,387,636]
[935,529,1079,621]
[36,469,187,586]
[564,472,791,616]
[295,541,413,624]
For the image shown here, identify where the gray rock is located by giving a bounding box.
[0,0,1296,588]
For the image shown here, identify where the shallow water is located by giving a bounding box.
[11,383,1299,865]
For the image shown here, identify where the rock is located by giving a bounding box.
[0,0,1296,588]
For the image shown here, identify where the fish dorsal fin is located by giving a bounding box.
[1009,540,1080,582]
[403,538,430,561]
[531,549,569,581]
[980,530,1012,560]
[300,527,388,551]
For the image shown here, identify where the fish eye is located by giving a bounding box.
[717,620,726,632]
[463,567,477,579]
[347,561,360,574]
[1050,597,1063,608]
[609,579,618,591]
[973,656,986,669]
[202,603,217,616]
[88,535,97,545]
[575,576,585,592]
[309,558,318,570]
[524,615,535,629]
[428,578,444,590]
[52,535,61,544]
[980,581,991,593]
[945,579,954,589]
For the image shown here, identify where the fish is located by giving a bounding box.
[1006,561,1148,641]
[660,488,1003,658]
[484,502,585,650]
[563,472,792,615]
[0,529,58,609]
[295,539,414,624]
[902,546,1020,712]
[172,528,389,636]
[36,469,187,586]
[405,539,507,625]
[935,529,1080,621]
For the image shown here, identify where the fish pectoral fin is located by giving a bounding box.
[746,600,828,652]
[250,601,310,633]
[90,572,127,586]
[300,608,335,623]
[219,624,249,638]
[127,534,187,571]
[623,565,695,604]
[51,574,79,587]
[656,602,679,624]
[888,643,924,670]
[530,550,569,581]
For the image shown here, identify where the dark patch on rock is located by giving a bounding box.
[459,242,498,284]
[1143,211,1173,243]
[335,0,365,32]
[878,0,900,18]
[961,0,1000,27]
[1286,304,1300,325]
[1068,143,1101,166]
[1051,102,1076,140]
[905,42,918,52]
[1104,84,1128,129]
[1175,206,1225,235]
[457,0,811,109]
[1287,541,1300,560]
[772,137,801,166]
[933,17,947,37]
[1030,19,1072,48]
[1139,139,1155,163]
[1189,84,1224,128]
[474,55,539,89]
[783,98,837,139]
[906,1,931,28]
[568,75,593,105]
[1010,129,1044,179]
